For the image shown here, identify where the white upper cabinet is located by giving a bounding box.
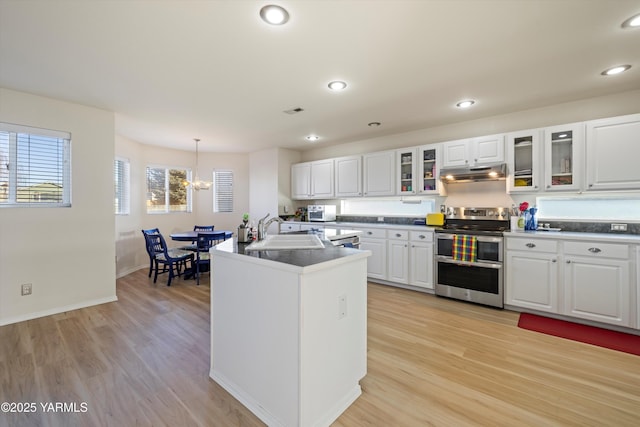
[334,155,362,197]
[543,123,583,191]
[442,134,505,168]
[363,150,395,197]
[396,148,417,195]
[291,159,334,199]
[585,113,640,191]
[418,144,443,195]
[291,162,312,199]
[506,129,542,193]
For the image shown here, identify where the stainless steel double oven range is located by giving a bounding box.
[435,207,509,308]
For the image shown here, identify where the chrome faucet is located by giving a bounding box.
[257,213,283,240]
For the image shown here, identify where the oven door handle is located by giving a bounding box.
[436,256,502,269]
[436,234,503,243]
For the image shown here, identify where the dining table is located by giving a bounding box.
[170,230,233,243]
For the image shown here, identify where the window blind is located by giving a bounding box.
[114,158,130,215]
[213,170,233,213]
[0,122,71,207]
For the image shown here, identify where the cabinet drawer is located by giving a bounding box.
[563,241,629,259]
[359,228,387,239]
[506,237,558,253]
[388,230,409,240]
[410,230,433,242]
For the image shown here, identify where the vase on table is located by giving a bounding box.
[525,207,538,231]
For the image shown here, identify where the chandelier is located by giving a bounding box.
[183,138,212,191]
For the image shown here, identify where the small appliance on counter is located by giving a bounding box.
[426,213,445,226]
[307,204,337,222]
[237,226,251,243]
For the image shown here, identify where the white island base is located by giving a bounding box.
[210,239,370,427]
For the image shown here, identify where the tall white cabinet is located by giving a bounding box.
[585,113,640,191]
[363,150,395,197]
[334,155,362,197]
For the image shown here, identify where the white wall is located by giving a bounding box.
[115,135,250,278]
[249,148,280,225]
[0,88,116,325]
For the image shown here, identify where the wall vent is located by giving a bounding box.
[283,107,304,114]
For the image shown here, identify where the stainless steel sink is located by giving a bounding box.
[244,234,325,251]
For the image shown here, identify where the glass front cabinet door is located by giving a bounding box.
[397,148,417,194]
[543,123,583,191]
[506,129,542,193]
[418,144,442,195]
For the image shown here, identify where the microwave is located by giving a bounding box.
[307,205,337,222]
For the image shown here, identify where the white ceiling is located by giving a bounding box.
[1,1,639,153]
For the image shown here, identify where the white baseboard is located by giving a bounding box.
[0,295,118,326]
[117,264,148,279]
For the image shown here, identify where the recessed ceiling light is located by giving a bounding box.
[306,135,320,141]
[328,81,347,91]
[368,122,381,127]
[259,5,289,25]
[601,65,631,76]
[621,13,640,28]
[456,100,475,108]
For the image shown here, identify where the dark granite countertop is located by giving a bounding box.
[211,235,368,270]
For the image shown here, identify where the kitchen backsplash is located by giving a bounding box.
[334,215,639,235]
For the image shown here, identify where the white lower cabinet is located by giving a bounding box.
[409,231,434,289]
[387,230,409,284]
[358,228,387,280]
[563,241,631,327]
[353,226,434,290]
[505,239,559,313]
[505,236,634,328]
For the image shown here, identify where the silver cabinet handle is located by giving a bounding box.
[395,233,402,238]
[526,243,536,248]
[552,259,557,263]
[367,231,373,235]
[566,260,571,264]
[418,235,426,239]
[588,247,601,253]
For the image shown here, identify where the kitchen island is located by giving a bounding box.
[209,233,370,427]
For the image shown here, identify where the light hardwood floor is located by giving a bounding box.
[1,269,639,427]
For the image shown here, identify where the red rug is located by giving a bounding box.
[518,313,640,356]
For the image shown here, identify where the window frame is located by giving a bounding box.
[145,164,192,214]
[0,122,72,208]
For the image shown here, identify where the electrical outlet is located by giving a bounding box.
[338,294,347,319]
[611,223,627,231]
[21,283,32,296]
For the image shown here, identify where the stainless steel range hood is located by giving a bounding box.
[440,163,507,183]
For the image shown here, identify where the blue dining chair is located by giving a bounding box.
[145,232,194,286]
[194,233,217,285]
[141,228,161,277]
